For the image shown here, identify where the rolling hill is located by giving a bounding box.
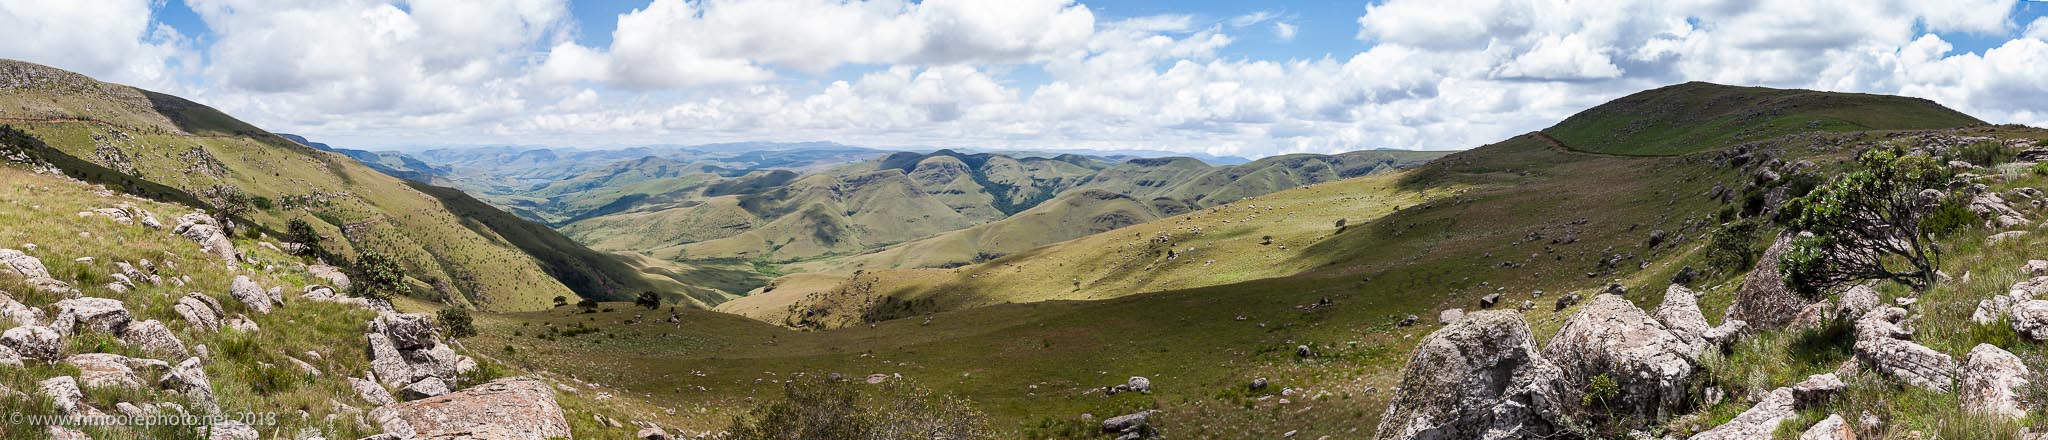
[0,59,717,310]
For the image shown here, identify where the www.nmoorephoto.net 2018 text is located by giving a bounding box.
[7,411,278,428]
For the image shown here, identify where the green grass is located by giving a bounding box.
[1545,82,1983,156]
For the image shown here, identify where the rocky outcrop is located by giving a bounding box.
[1654,285,1747,358]
[1543,294,1697,422]
[352,377,397,406]
[173,213,238,265]
[365,312,475,396]
[1960,344,2030,419]
[1835,284,1880,321]
[1,325,62,361]
[121,319,188,358]
[51,297,131,336]
[1689,387,1797,440]
[1374,311,1568,440]
[228,276,276,314]
[174,293,225,332]
[1852,307,1956,393]
[1725,233,1809,329]
[307,265,351,291]
[373,377,571,439]
[160,357,218,413]
[1,248,72,293]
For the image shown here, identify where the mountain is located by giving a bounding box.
[1544,81,1983,155]
[277,133,454,186]
[0,59,719,309]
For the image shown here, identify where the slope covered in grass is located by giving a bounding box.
[1544,81,1982,156]
[0,59,698,310]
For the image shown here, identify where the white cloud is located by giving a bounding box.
[1273,22,1298,42]
[10,0,2048,157]
[0,0,195,90]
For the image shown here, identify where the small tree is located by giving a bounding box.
[552,296,568,308]
[351,249,406,302]
[1704,219,1763,275]
[576,298,599,313]
[201,184,252,233]
[635,292,662,310]
[1779,147,1946,296]
[283,218,328,259]
[437,308,477,338]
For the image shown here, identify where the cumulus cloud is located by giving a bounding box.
[12,0,2048,156]
[0,0,195,90]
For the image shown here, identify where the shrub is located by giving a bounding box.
[1705,219,1763,276]
[1581,374,1620,410]
[552,296,568,308]
[1781,147,1946,296]
[350,249,406,302]
[635,291,661,310]
[1954,140,2017,168]
[576,298,598,313]
[1921,196,1979,237]
[727,376,994,440]
[437,308,477,339]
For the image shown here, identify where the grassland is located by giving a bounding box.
[1545,81,1984,156]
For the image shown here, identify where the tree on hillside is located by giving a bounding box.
[437,308,476,338]
[201,184,252,234]
[552,296,568,308]
[576,298,598,313]
[283,217,328,260]
[351,249,407,302]
[1779,147,1946,295]
[635,292,661,310]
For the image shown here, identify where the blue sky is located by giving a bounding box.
[4,0,2047,157]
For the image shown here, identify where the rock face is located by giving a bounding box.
[1543,294,1697,422]
[1725,233,1810,329]
[1374,311,1567,440]
[228,276,276,314]
[0,248,72,293]
[174,293,226,332]
[1689,387,1797,440]
[1852,307,1957,393]
[374,377,571,439]
[1960,344,2030,419]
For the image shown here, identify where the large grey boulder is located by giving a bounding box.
[121,319,189,358]
[51,297,132,336]
[1102,410,1157,435]
[351,377,396,406]
[1654,285,1747,358]
[1543,294,1696,423]
[400,377,451,400]
[0,290,43,327]
[228,276,274,314]
[2012,300,2048,340]
[373,377,571,439]
[174,293,225,332]
[1960,344,2031,419]
[173,215,239,265]
[64,353,144,388]
[372,313,439,351]
[1853,307,1957,393]
[1688,387,1797,440]
[40,376,93,416]
[307,265,352,291]
[159,357,218,413]
[1797,414,1852,440]
[1725,233,1809,329]
[201,420,259,440]
[365,312,473,388]
[1,325,62,361]
[1375,310,1568,440]
[1973,288,2032,325]
[0,249,71,293]
[1835,284,1881,320]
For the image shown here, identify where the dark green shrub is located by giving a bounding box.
[635,291,661,310]
[437,308,476,338]
[1781,147,1946,296]
[1705,219,1763,275]
[350,249,406,302]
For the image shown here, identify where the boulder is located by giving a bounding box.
[374,377,571,439]
[1725,233,1810,329]
[307,265,352,291]
[159,357,217,413]
[401,377,451,400]
[1655,285,1745,358]
[1374,311,1568,440]
[1798,414,1852,440]
[121,319,189,358]
[51,297,132,336]
[1790,373,1845,409]
[1989,231,2029,244]
[1790,301,1834,330]
[638,427,672,440]
[1439,308,1465,325]
[351,377,397,406]
[174,293,225,332]
[173,216,238,264]
[0,344,19,367]
[1,325,62,361]
[201,420,259,440]
[2027,260,2048,276]
[0,249,71,293]
[1554,293,1581,311]
[228,276,274,314]
[1397,315,1419,327]
[1853,307,1957,393]
[40,376,90,415]
[1480,293,1502,309]
[1127,376,1151,393]
[2012,300,2048,340]
[0,291,43,326]
[64,353,144,388]
[1102,410,1157,434]
[372,313,440,351]
[1835,284,1881,321]
[1688,387,1797,440]
[1960,344,2030,419]
[1973,289,2033,325]
[224,315,259,333]
[1543,295,1695,422]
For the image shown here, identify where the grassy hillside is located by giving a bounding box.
[0,164,652,439]
[0,59,696,311]
[1545,81,1983,156]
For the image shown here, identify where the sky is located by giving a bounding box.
[2,0,2046,158]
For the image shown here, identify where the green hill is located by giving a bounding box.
[1544,81,1983,156]
[0,59,706,310]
